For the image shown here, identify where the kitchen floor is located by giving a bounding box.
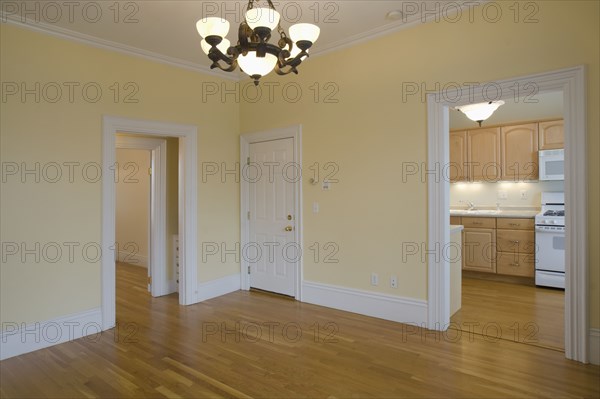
[451,277,565,351]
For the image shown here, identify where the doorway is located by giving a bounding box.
[240,125,303,300]
[101,116,199,331]
[426,66,588,363]
[447,91,566,351]
[115,135,178,297]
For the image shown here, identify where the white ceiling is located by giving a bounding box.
[3,1,461,78]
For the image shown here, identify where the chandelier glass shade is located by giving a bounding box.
[455,101,505,126]
[196,0,320,85]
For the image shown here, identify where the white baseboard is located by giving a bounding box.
[302,281,428,325]
[0,308,102,360]
[196,274,241,302]
[590,328,600,365]
[117,250,148,268]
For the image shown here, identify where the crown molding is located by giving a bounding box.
[2,2,472,75]
[1,12,241,81]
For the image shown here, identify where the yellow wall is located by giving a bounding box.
[0,24,240,325]
[240,1,599,327]
[116,148,151,266]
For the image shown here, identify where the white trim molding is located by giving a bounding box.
[590,329,600,365]
[1,13,238,81]
[102,116,199,332]
[240,125,304,301]
[0,308,102,360]
[303,281,428,325]
[426,66,588,362]
[196,274,242,303]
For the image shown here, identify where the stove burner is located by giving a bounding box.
[543,210,565,217]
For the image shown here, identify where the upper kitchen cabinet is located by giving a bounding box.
[539,119,565,150]
[467,127,501,182]
[501,123,539,181]
[449,131,468,182]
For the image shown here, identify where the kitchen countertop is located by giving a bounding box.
[450,209,539,218]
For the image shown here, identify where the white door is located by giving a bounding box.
[248,138,297,296]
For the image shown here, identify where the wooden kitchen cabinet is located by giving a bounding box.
[462,217,496,273]
[467,127,501,182]
[501,123,539,181]
[449,131,468,182]
[539,119,564,150]
[450,216,462,225]
[495,218,535,277]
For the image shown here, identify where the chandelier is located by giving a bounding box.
[196,0,320,85]
[455,101,505,127]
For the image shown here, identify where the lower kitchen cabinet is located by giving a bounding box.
[496,252,535,277]
[461,217,496,273]
[496,218,535,277]
[452,216,535,277]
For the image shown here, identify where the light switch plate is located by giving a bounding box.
[313,202,319,213]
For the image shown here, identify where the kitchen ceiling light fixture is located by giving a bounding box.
[455,100,505,127]
[196,0,320,85]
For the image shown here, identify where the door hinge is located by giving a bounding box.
[247,266,251,274]
[247,211,250,220]
[148,167,152,176]
[247,156,250,166]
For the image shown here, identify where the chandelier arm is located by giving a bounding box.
[210,59,238,72]
[275,63,299,76]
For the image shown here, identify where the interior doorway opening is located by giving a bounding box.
[101,116,199,332]
[426,66,588,363]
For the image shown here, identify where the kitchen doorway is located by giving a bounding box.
[426,66,588,363]
[447,91,566,351]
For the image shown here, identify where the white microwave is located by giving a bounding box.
[539,149,564,181]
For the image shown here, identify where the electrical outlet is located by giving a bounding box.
[313,202,319,213]
[520,190,529,200]
[322,180,331,190]
[370,273,379,286]
[390,275,398,288]
[497,190,508,200]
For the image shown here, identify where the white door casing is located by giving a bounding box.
[240,125,303,300]
[426,66,588,363]
[248,138,296,296]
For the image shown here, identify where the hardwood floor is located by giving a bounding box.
[451,277,565,351]
[1,263,598,398]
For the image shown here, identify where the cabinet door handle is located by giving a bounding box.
[510,240,520,244]
[473,222,482,225]
[509,223,519,226]
[510,262,520,267]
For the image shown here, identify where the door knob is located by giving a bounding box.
[285,226,293,232]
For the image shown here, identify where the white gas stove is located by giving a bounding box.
[535,192,565,289]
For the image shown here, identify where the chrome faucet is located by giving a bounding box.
[466,201,476,210]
